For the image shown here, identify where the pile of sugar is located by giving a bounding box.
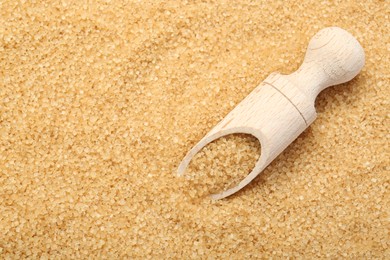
[1,0,389,258]
[184,134,260,197]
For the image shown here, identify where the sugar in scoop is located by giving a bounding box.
[184,134,261,198]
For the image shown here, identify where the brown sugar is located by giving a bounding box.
[184,134,260,197]
[0,0,389,258]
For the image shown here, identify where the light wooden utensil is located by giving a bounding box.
[178,27,365,200]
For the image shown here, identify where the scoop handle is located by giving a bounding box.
[286,27,365,101]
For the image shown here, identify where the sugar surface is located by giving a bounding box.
[0,0,389,258]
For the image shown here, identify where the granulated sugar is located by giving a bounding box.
[184,134,260,197]
[0,0,389,258]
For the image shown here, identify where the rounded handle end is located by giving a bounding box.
[293,27,365,99]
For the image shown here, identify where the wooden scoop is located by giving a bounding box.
[178,27,365,200]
